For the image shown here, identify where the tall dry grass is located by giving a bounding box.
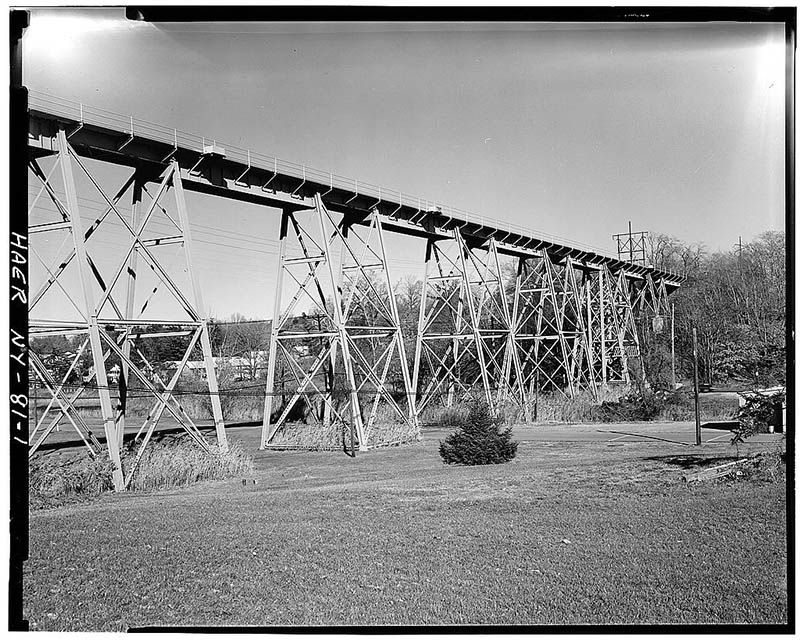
[268,417,419,450]
[266,395,419,450]
[423,384,738,427]
[29,435,255,508]
[29,452,115,509]
[267,421,345,450]
[124,436,254,492]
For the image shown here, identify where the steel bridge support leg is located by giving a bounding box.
[617,272,647,389]
[599,267,608,385]
[373,216,419,437]
[172,162,228,452]
[542,252,575,396]
[411,240,432,414]
[603,266,631,386]
[316,195,366,449]
[488,238,525,410]
[261,210,290,449]
[508,256,529,419]
[260,202,345,448]
[414,231,518,415]
[455,229,493,407]
[265,195,427,450]
[57,129,125,491]
[564,259,597,397]
[413,235,479,415]
[118,174,144,450]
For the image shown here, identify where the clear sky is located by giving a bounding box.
[24,9,787,321]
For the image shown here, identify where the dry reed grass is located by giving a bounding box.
[124,436,254,492]
[29,436,255,508]
[29,453,115,509]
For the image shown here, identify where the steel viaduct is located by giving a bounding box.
[26,92,684,490]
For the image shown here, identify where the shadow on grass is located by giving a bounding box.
[601,430,692,446]
[642,454,743,469]
[35,424,223,453]
[701,420,740,431]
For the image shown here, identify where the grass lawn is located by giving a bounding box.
[24,432,787,629]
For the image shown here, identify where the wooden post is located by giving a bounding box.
[692,327,701,446]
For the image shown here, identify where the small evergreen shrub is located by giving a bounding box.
[439,401,518,465]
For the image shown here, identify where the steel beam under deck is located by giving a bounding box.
[27,97,685,290]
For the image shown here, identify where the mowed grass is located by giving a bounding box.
[24,435,787,629]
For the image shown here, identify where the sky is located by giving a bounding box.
[23,9,787,321]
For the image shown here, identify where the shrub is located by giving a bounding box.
[439,401,518,465]
[734,440,786,483]
[592,392,666,422]
[732,389,785,445]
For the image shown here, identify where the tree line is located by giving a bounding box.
[647,230,786,388]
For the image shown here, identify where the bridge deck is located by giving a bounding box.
[26,91,684,288]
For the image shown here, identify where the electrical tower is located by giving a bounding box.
[613,221,649,266]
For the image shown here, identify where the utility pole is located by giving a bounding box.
[692,327,701,446]
[736,236,743,273]
[670,302,676,390]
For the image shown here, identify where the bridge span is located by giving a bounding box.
[26,91,684,490]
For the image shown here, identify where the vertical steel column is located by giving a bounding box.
[374,216,418,432]
[455,229,493,406]
[57,129,124,491]
[585,271,594,378]
[118,174,143,450]
[565,259,597,396]
[618,271,647,388]
[542,251,575,396]
[172,161,228,452]
[261,206,340,445]
[495,245,526,412]
[261,210,290,449]
[447,248,465,408]
[411,239,432,405]
[599,266,608,385]
[316,193,366,448]
[413,239,466,414]
[605,266,631,385]
[513,256,560,398]
[509,256,529,419]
